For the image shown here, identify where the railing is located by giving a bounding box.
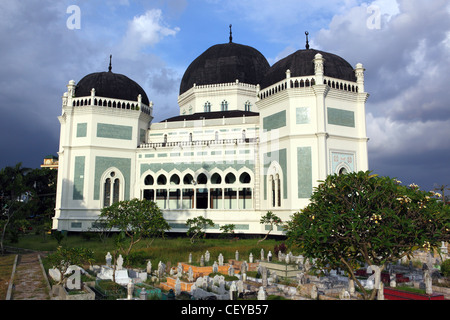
[69,96,152,115]
[139,138,258,149]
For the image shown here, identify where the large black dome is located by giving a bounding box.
[260,49,356,89]
[75,71,150,106]
[179,42,270,95]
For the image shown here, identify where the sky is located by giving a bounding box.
[0,0,449,193]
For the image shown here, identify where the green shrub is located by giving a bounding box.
[441,259,450,277]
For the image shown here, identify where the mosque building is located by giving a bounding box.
[52,30,369,235]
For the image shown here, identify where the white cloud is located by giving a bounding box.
[120,9,180,58]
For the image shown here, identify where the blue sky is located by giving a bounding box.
[0,0,449,193]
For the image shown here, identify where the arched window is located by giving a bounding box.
[163,134,168,145]
[102,171,123,207]
[221,100,228,111]
[197,173,208,184]
[239,172,251,184]
[225,172,236,184]
[267,162,283,208]
[144,175,154,185]
[157,174,167,185]
[244,101,251,111]
[183,173,194,185]
[211,173,222,184]
[170,174,180,185]
[204,102,211,112]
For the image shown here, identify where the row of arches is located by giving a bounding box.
[72,98,151,115]
[258,77,359,100]
[141,169,254,210]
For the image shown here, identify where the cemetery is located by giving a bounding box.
[45,243,449,301]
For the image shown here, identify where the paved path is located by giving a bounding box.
[10,252,50,300]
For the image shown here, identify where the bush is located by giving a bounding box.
[441,259,450,277]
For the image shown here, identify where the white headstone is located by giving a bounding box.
[105,252,112,267]
[257,286,266,300]
[117,255,124,270]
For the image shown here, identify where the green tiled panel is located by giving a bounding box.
[263,110,286,131]
[94,156,131,200]
[73,156,85,200]
[297,147,313,198]
[327,108,355,128]
[97,123,133,140]
[296,107,310,124]
[76,123,87,137]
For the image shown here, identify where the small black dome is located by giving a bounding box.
[75,71,150,105]
[260,49,356,89]
[179,42,270,95]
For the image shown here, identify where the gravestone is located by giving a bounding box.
[267,251,272,262]
[249,253,253,263]
[146,260,152,274]
[188,266,194,282]
[261,248,264,261]
[257,286,266,300]
[212,261,219,273]
[140,288,148,300]
[229,282,237,300]
[188,253,192,264]
[175,277,181,296]
[310,284,318,299]
[117,255,124,270]
[205,250,210,263]
[261,266,268,287]
[218,253,224,266]
[235,250,239,261]
[127,280,134,300]
[200,255,205,267]
[105,252,112,267]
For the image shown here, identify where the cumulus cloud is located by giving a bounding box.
[120,9,180,58]
[314,0,450,189]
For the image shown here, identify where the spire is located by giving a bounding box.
[305,31,310,50]
[108,54,112,72]
[229,24,233,43]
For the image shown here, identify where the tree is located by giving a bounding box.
[98,198,170,255]
[46,247,94,286]
[285,171,450,300]
[186,216,215,244]
[257,211,282,244]
[0,163,31,254]
[219,224,236,239]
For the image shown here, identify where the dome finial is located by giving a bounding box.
[305,31,310,50]
[229,24,233,43]
[108,54,112,72]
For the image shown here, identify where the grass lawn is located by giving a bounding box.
[6,233,291,269]
[0,254,17,299]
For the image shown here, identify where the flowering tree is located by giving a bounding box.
[99,198,171,255]
[257,211,282,244]
[285,171,449,300]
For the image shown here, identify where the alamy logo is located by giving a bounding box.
[66,5,81,30]
[66,269,81,290]
[366,5,381,30]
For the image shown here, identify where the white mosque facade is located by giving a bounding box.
[52,35,369,235]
